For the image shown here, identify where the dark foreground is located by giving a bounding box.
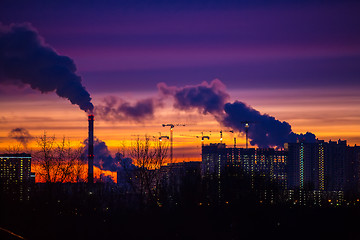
[1,200,360,240]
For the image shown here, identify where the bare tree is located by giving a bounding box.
[71,158,87,183]
[34,132,84,183]
[121,135,169,206]
[117,140,128,157]
[4,144,24,154]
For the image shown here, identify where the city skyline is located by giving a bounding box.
[1,0,360,162]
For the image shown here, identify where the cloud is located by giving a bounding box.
[82,138,137,176]
[159,79,316,148]
[82,137,118,171]
[0,23,93,112]
[221,101,316,148]
[158,79,229,115]
[8,127,33,148]
[94,96,157,122]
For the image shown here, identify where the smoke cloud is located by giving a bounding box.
[222,101,316,148]
[82,137,137,175]
[94,79,227,122]
[83,137,119,171]
[0,23,93,112]
[158,79,229,115]
[95,96,157,122]
[159,79,316,148]
[8,128,33,148]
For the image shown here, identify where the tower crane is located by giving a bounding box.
[158,133,169,160]
[229,130,237,148]
[200,135,210,146]
[157,132,170,141]
[219,130,235,146]
[159,136,170,141]
[162,123,185,163]
[183,131,210,146]
[196,132,210,146]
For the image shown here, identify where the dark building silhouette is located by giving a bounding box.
[286,141,322,191]
[254,148,287,188]
[326,140,347,191]
[161,161,201,191]
[346,144,360,195]
[201,143,227,178]
[160,161,201,204]
[201,144,287,205]
[202,144,287,186]
[0,153,32,201]
[285,140,360,205]
[161,161,201,183]
[286,140,360,193]
[202,140,360,205]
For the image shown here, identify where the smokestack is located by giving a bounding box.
[88,114,94,184]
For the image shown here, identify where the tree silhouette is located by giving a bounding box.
[34,132,84,183]
[120,135,169,206]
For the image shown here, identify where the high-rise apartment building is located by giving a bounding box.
[201,140,359,205]
[255,148,287,189]
[0,153,32,201]
[326,140,347,191]
[202,144,287,187]
[346,144,360,195]
[286,141,321,190]
[202,144,288,204]
[286,140,359,193]
[201,143,227,178]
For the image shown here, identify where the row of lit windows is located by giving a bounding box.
[299,146,305,188]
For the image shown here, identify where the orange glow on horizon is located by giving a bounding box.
[1,87,360,161]
[32,163,117,183]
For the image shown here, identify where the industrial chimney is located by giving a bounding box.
[88,114,94,184]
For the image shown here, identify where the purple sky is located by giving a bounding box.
[1,0,360,156]
[1,0,359,93]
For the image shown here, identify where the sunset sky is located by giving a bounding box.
[1,0,360,162]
